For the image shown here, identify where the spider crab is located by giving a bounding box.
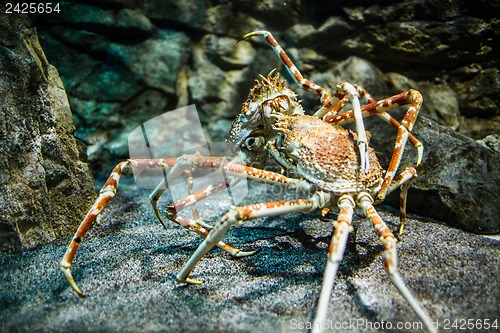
[61,31,435,332]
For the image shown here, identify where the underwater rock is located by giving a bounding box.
[373,117,500,234]
[1,181,499,333]
[0,15,96,251]
[450,66,500,138]
[39,26,190,178]
[37,3,155,40]
[418,82,460,130]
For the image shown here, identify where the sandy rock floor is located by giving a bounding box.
[1,179,499,333]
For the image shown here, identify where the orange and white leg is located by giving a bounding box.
[240,31,370,172]
[162,158,320,259]
[358,194,436,333]
[240,31,335,109]
[162,176,257,257]
[149,168,220,230]
[152,155,314,256]
[143,160,256,260]
[312,195,355,333]
[183,168,205,225]
[386,167,418,234]
[59,156,246,296]
[177,191,332,284]
[61,158,187,297]
[60,160,132,297]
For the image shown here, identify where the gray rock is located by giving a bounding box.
[418,82,460,130]
[39,27,189,178]
[108,29,189,95]
[141,0,207,29]
[0,15,96,251]
[35,3,155,40]
[203,4,265,37]
[477,134,500,153]
[371,116,500,234]
[450,66,500,137]
[0,181,498,332]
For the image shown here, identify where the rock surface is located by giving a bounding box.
[372,116,500,234]
[0,181,498,332]
[33,1,498,157]
[0,14,96,251]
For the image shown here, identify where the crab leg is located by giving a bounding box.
[240,31,335,110]
[177,191,331,285]
[386,167,418,234]
[162,177,258,257]
[313,195,355,333]
[358,194,436,333]
[325,89,423,222]
[146,160,254,254]
[183,169,203,222]
[240,31,370,173]
[338,82,369,173]
[149,170,225,230]
[60,161,130,297]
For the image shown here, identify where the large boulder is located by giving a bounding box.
[373,116,500,234]
[0,15,96,251]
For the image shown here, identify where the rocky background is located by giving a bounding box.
[0,2,499,332]
[0,13,96,252]
[28,0,499,235]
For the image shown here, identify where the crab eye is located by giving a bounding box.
[244,136,263,150]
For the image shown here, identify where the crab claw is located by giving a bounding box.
[60,260,85,298]
[230,248,261,258]
[358,140,370,174]
[341,82,370,173]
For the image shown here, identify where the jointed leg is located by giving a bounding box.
[149,171,245,255]
[149,169,225,230]
[312,195,355,333]
[183,168,205,226]
[325,90,423,166]
[386,167,418,234]
[240,31,335,109]
[163,176,257,257]
[61,158,186,296]
[358,194,436,333]
[177,191,332,284]
[61,161,131,297]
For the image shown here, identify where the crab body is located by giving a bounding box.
[272,114,383,196]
